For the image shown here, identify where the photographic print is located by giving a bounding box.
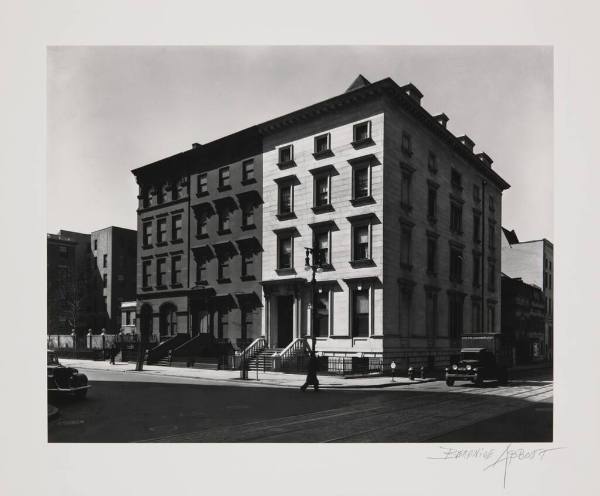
[46,46,553,444]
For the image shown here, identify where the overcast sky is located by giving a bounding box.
[47,46,553,241]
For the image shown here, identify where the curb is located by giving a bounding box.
[48,404,59,420]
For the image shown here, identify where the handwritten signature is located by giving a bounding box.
[428,444,565,488]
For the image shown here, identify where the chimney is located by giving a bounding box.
[457,135,475,152]
[192,143,201,149]
[400,83,423,105]
[476,152,493,168]
[433,113,449,128]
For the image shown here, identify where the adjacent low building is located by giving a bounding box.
[501,228,553,360]
[132,75,510,366]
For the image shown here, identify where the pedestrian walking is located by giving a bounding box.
[109,342,117,365]
[300,352,320,392]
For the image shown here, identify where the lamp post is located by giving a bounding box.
[304,246,324,355]
[101,330,106,359]
[87,329,92,350]
[71,330,76,359]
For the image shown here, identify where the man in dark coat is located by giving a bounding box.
[109,342,117,365]
[301,352,319,392]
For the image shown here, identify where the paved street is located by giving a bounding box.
[48,365,552,443]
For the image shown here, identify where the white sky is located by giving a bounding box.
[47,46,553,242]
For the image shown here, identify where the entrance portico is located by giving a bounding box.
[261,278,307,348]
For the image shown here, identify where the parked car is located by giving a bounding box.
[445,347,508,386]
[47,350,90,398]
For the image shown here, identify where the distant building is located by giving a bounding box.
[501,274,546,364]
[47,226,137,335]
[120,300,137,334]
[501,229,553,360]
[47,230,92,333]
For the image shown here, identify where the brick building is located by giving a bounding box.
[501,229,553,360]
[90,226,137,333]
[132,129,264,350]
[132,75,509,366]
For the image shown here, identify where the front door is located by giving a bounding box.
[277,295,294,347]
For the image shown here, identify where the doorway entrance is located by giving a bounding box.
[276,295,294,347]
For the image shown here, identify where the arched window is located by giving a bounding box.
[159,303,177,336]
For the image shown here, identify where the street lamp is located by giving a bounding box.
[71,330,76,359]
[304,246,324,356]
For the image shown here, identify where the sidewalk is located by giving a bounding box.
[61,358,436,389]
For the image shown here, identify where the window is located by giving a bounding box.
[217,257,230,281]
[488,261,496,291]
[241,252,254,278]
[172,180,180,201]
[488,221,495,250]
[142,260,152,287]
[93,239,98,251]
[425,290,438,338]
[353,224,370,262]
[353,166,370,199]
[549,273,552,290]
[156,184,165,204]
[197,212,208,237]
[488,194,495,212]
[543,271,548,289]
[314,230,330,266]
[315,289,330,337]
[314,174,330,207]
[448,293,464,339]
[142,222,152,247]
[314,133,331,155]
[472,301,481,332]
[473,253,481,287]
[242,159,255,182]
[400,227,412,268]
[487,304,495,333]
[103,254,107,268]
[217,310,228,339]
[241,309,253,340]
[400,171,412,211]
[218,210,230,233]
[428,151,437,173]
[172,215,183,241]
[473,213,481,243]
[450,203,463,233]
[427,187,437,220]
[103,273,107,288]
[278,182,294,215]
[278,145,293,164]
[399,288,412,337]
[450,248,463,283]
[141,188,150,208]
[401,131,412,155]
[427,238,437,274]
[157,218,167,243]
[353,121,371,143]
[352,288,370,337]
[196,259,207,283]
[197,173,208,195]
[242,205,254,228]
[171,255,182,285]
[157,258,167,287]
[218,167,230,189]
[451,169,462,189]
[473,184,481,202]
[278,235,293,270]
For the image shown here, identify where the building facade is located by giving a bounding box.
[132,129,264,350]
[131,75,509,364]
[90,226,137,333]
[501,229,553,360]
[501,274,546,364]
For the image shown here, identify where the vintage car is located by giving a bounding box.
[47,350,90,398]
[445,347,508,386]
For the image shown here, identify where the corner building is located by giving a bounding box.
[259,76,509,365]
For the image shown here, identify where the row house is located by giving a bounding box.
[132,75,510,364]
